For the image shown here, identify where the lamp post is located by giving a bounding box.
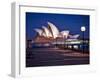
[81,26,86,53]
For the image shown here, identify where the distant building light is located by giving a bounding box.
[73,45,78,49]
[68,45,72,48]
[44,43,50,46]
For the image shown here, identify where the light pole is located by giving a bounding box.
[81,26,86,53]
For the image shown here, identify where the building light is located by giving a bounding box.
[73,45,78,49]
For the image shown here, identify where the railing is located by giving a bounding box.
[52,39,89,53]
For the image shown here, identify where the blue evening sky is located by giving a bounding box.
[26,12,89,40]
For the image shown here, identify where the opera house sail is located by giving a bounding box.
[33,22,80,46]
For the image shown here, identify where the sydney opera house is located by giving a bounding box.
[26,12,90,67]
[32,22,80,47]
[26,22,89,67]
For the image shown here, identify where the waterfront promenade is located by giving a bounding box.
[26,47,89,67]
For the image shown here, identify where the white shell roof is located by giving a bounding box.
[34,22,79,39]
[47,22,59,39]
[60,30,69,38]
[69,34,80,39]
[34,28,43,36]
[42,26,52,38]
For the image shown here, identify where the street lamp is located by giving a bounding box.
[81,26,86,53]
